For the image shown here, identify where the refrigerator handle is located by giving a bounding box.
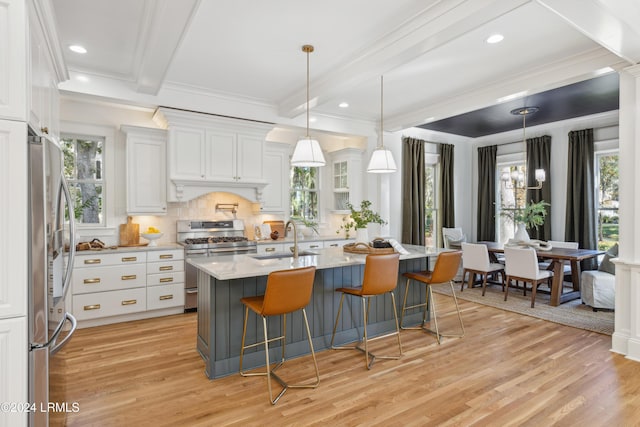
[31,312,77,355]
[60,175,76,298]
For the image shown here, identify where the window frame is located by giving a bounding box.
[496,158,527,244]
[425,152,439,248]
[59,122,116,235]
[594,149,619,250]
[289,165,321,221]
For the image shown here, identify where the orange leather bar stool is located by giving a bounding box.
[239,266,319,404]
[400,251,464,344]
[330,253,402,370]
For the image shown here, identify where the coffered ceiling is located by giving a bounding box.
[53,0,640,136]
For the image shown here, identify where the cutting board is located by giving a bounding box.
[264,220,285,237]
[119,216,140,246]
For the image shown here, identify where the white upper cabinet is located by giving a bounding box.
[27,0,66,139]
[261,142,290,213]
[153,107,272,202]
[121,125,168,215]
[329,148,364,213]
[0,0,27,121]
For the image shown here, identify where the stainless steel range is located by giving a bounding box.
[177,219,257,310]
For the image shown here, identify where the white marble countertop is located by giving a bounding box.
[73,243,183,255]
[187,245,441,280]
[254,235,354,245]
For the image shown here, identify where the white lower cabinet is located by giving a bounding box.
[71,248,185,326]
[323,239,354,248]
[146,249,184,311]
[298,241,324,251]
[73,288,146,321]
[0,317,27,427]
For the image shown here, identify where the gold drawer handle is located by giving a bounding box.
[121,299,137,306]
[159,254,173,259]
[330,244,338,247]
[159,266,173,271]
[121,275,137,280]
[84,304,100,311]
[84,259,101,264]
[122,257,137,262]
[310,245,320,248]
[83,278,101,284]
[265,247,276,252]
[159,295,174,300]
[160,277,174,283]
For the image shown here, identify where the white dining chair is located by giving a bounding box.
[461,243,505,295]
[504,246,553,308]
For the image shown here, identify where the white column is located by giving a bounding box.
[612,64,640,359]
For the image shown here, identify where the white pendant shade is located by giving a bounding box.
[291,136,326,167]
[367,147,397,173]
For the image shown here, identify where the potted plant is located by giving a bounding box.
[501,200,549,241]
[337,200,386,242]
[294,217,319,237]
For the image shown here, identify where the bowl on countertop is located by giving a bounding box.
[141,232,163,247]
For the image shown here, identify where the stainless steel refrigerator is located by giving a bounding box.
[28,131,77,426]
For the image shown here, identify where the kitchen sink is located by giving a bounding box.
[250,251,318,260]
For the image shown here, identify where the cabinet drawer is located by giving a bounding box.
[324,239,354,248]
[298,241,323,251]
[74,252,147,268]
[147,249,184,262]
[147,271,185,287]
[147,283,185,310]
[147,260,184,274]
[257,243,285,254]
[72,288,146,321]
[72,264,147,295]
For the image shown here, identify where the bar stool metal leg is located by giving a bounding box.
[400,278,429,330]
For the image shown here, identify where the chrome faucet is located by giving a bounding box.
[285,220,299,258]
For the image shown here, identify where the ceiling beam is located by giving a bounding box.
[537,0,640,65]
[276,0,531,119]
[133,0,201,95]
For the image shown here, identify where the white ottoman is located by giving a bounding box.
[581,270,615,310]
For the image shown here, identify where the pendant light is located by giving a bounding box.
[367,75,397,173]
[506,106,545,189]
[291,45,326,167]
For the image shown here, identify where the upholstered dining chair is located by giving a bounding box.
[400,251,464,344]
[504,246,553,308]
[330,253,402,370]
[461,242,505,295]
[239,266,319,404]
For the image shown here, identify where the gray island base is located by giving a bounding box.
[188,246,439,379]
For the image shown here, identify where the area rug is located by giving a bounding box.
[431,282,614,335]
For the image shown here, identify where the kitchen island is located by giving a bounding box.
[188,245,438,379]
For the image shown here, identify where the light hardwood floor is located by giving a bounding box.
[50,294,640,426]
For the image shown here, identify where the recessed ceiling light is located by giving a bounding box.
[338,102,349,108]
[424,117,435,122]
[486,34,504,44]
[69,45,87,54]
[76,75,89,82]
[309,117,317,123]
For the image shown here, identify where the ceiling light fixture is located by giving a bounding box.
[69,45,87,54]
[367,75,397,174]
[486,34,504,44]
[291,45,326,167]
[339,102,349,108]
[502,106,545,189]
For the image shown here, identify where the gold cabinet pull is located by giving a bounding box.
[121,299,137,306]
[265,247,276,252]
[159,277,173,283]
[121,275,137,280]
[159,254,173,259]
[159,295,174,300]
[83,278,101,284]
[159,266,173,271]
[330,244,338,247]
[310,245,320,249]
[122,257,137,262]
[84,304,100,311]
[84,259,101,264]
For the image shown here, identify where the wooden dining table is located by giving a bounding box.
[480,242,604,306]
